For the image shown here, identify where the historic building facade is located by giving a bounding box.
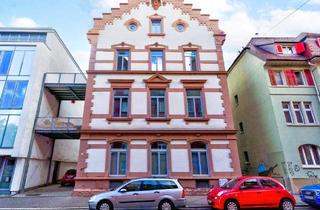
[74,0,241,196]
[228,33,320,193]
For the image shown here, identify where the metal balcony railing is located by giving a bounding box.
[44,73,87,100]
[44,73,86,85]
[35,117,82,139]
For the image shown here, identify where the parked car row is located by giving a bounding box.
[86,176,319,210]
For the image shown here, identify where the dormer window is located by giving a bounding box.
[282,46,296,55]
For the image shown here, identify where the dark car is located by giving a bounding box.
[300,184,320,207]
[61,169,76,186]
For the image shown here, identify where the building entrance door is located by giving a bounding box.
[0,157,15,194]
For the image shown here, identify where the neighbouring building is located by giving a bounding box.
[228,33,320,193]
[0,28,85,195]
[74,0,241,196]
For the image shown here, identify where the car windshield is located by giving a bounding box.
[221,178,242,189]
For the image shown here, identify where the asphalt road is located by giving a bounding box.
[0,195,317,210]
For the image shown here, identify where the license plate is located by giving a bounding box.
[304,195,314,200]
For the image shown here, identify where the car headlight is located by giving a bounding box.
[315,191,320,196]
[217,190,227,197]
[89,195,97,202]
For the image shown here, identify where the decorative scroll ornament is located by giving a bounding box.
[151,0,161,10]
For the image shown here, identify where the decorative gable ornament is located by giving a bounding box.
[151,0,162,10]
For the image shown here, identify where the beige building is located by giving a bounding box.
[74,0,241,196]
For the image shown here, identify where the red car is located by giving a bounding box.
[207,176,296,210]
[60,169,76,186]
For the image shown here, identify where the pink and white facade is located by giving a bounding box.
[74,0,241,196]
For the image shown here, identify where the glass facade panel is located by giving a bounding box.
[20,51,34,75]
[0,115,8,147]
[1,115,19,148]
[0,51,13,75]
[9,51,24,75]
[0,32,46,42]
[0,81,28,109]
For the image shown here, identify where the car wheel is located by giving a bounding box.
[224,200,239,210]
[96,200,113,210]
[280,199,294,210]
[158,200,174,210]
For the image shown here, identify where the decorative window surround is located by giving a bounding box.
[282,101,318,125]
[124,18,141,32]
[172,19,189,32]
[299,144,320,168]
[148,14,165,37]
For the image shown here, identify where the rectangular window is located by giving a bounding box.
[282,46,296,55]
[192,151,209,175]
[112,89,129,118]
[234,95,239,106]
[293,102,305,124]
[239,122,244,133]
[0,115,20,148]
[303,102,316,124]
[186,90,203,118]
[110,151,127,175]
[184,51,198,71]
[274,72,285,85]
[9,50,34,76]
[282,102,293,124]
[150,90,166,118]
[294,71,305,86]
[0,80,29,109]
[151,50,164,71]
[116,50,129,71]
[0,51,13,75]
[151,20,162,34]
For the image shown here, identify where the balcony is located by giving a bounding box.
[44,73,86,100]
[35,117,82,139]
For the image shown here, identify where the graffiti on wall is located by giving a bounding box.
[282,161,318,178]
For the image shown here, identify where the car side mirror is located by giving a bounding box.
[119,188,127,193]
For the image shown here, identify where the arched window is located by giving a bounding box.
[191,141,209,175]
[299,144,320,167]
[110,142,127,175]
[151,142,167,176]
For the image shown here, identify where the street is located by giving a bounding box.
[0,196,317,210]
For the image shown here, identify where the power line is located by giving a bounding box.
[261,0,311,36]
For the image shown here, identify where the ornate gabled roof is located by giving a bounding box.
[87,0,225,44]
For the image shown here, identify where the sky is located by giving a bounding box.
[0,0,320,70]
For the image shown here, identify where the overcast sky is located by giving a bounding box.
[0,0,319,70]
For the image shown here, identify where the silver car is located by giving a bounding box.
[88,178,186,210]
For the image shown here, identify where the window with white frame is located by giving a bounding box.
[110,142,127,175]
[274,71,285,85]
[299,145,320,167]
[294,71,305,86]
[282,101,317,125]
[282,46,296,55]
[282,102,293,124]
[293,102,305,124]
[303,102,316,124]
